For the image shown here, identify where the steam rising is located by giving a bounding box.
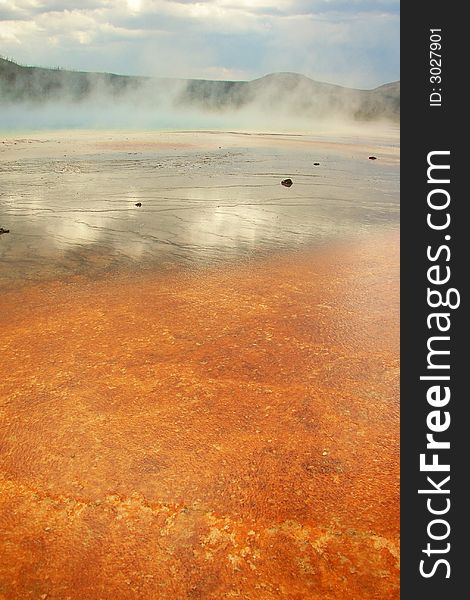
[0,58,399,132]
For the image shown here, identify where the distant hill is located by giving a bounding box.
[0,57,399,121]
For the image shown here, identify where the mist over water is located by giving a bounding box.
[0,103,398,135]
[0,60,400,284]
[0,59,399,133]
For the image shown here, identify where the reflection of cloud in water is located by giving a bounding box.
[49,215,102,246]
[187,204,262,250]
[0,135,399,281]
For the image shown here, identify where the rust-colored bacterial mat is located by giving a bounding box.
[0,232,399,599]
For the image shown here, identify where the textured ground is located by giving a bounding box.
[0,231,399,599]
[0,130,399,284]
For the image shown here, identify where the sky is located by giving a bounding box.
[0,0,399,88]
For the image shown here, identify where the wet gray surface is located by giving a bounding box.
[0,136,399,284]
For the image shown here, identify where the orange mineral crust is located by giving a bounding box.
[0,233,399,599]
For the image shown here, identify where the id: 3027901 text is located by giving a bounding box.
[429,28,443,107]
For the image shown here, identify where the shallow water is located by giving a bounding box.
[0,130,399,284]
[0,234,400,600]
[0,129,400,599]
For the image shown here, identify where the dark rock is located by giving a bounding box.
[0,228,10,235]
[313,162,320,166]
[368,156,377,160]
[135,202,142,207]
[281,178,293,187]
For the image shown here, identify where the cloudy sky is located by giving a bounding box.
[0,0,399,88]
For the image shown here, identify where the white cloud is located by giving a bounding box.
[0,0,399,86]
